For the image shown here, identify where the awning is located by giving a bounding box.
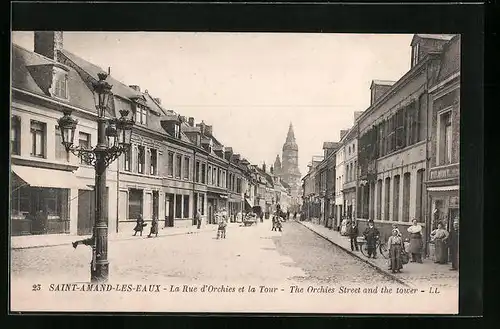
[244,199,252,212]
[11,165,93,190]
[427,185,459,192]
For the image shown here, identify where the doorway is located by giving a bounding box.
[165,193,174,227]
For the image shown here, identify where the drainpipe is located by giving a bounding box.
[116,152,120,233]
[424,61,431,257]
[192,148,197,226]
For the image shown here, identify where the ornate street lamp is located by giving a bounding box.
[58,72,134,283]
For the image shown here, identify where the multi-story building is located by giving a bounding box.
[10,31,260,238]
[342,116,361,221]
[426,35,460,238]
[356,34,456,245]
[322,142,340,228]
[334,131,347,228]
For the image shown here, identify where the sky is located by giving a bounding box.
[12,32,413,176]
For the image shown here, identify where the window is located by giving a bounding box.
[137,146,145,174]
[128,189,143,219]
[150,149,157,175]
[416,169,425,222]
[402,173,411,222]
[201,163,206,184]
[135,105,148,125]
[174,124,180,139]
[393,175,400,222]
[439,110,453,165]
[384,177,391,221]
[30,120,46,158]
[376,179,382,220]
[200,194,205,215]
[175,155,182,178]
[77,132,92,164]
[167,152,174,176]
[217,169,221,187]
[53,72,68,99]
[55,126,67,161]
[208,165,212,185]
[124,147,131,171]
[212,167,217,186]
[412,43,420,67]
[175,195,182,218]
[195,161,200,182]
[11,116,21,155]
[354,161,357,180]
[396,109,405,149]
[184,157,190,180]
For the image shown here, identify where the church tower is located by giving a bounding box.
[281,123,302,210]
[273,154,282,177]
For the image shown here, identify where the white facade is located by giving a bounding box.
[334,144,345,221]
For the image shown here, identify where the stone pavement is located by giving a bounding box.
[11,222,243,250]
[298,220,459,289]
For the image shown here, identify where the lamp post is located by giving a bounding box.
[58,72,134,283]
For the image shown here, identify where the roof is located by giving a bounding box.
[60,49,142,100]
[436,35,461,82]
[12,44,96,112]
[415,34,455,41]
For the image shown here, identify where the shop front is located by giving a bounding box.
[207,191,228,224]
[10,165,91,236]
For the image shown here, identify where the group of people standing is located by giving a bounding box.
[346,218,459,274]
[132,214,159,238]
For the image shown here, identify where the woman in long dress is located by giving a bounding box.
[430,222,449,264]
[148,217,158,238]
[407,219,424,263]
[387,229,404,273]
[133,214,146,236]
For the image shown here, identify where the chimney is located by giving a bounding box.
[188,117,195,127]
[262,163,266,172]
[196,121,206,135]
[129,85,141,92]
[354,111,364,122]
[179,116,186,124]
[153,97,161,104]
[205,125,213,136]
[34,31,63,61]
[370,80,394,105]
[340,130,349,140]
[224,147,233,161]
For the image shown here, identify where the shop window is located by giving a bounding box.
[183,195,190,218]
[128,189,143,219]
[195,161,200,182]
[30,120,46,158]
[78,132,92,165]
[11,116,21,155]
[402,172,411,222]
[175,194,182,218]
[175,154,182,178]
[150,149,157,175]
[167,152,174,176]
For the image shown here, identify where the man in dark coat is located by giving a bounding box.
[449,218,459,271]
[148,217,159,238]
[133,214,146,236]
[363,220,380,258]
[348,220,359,251]
[195,209,202,229]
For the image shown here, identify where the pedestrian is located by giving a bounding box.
[388,229,404,273]
[133,214,146,236]
[392,223,402,237]
[430,222,449,264]
[195,209,202,229]
[294,212,297,220]
[286,211,290,221]
[407,219,424,263]
[148,216,159,238]
[448,218,459,271]
[363,220,380,258]
[348,220,359,251]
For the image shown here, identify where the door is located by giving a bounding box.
[165,193,174,227]
[152,191,159,220]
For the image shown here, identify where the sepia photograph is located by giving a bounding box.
[10,31,461,314]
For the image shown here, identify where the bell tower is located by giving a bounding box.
[281,122,302,210]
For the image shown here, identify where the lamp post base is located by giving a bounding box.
[91,262,109,283]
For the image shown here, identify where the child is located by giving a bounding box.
[217,219,227,239]
[148,217,158,238]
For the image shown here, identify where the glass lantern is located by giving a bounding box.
[57,109,78,150]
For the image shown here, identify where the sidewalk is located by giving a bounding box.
[11,222,242,250]
[297,220,459,288]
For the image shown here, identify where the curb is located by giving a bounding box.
[11,226,220,251]
[296,221,412,287]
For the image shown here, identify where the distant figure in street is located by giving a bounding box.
[363,220,380,259]
[448,218,459,271]
[217,217,227,239]
[286,211,290,221]
[348,220,359,251]
[407,219,423,263]
[148,216,159,238]
[294,212,297,220]
[388,229,404,273]
[195,209,202,229]
[272,214,282,232]
[430,222,449,264]
[133,214,146,236]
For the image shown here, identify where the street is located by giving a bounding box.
[11,220,396,286]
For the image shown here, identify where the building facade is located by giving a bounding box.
[334,134,346,228]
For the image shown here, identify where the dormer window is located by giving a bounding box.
[53,71,68,99]
[135,105,148,125]
[411,42,420,67]
[174,123,180,139]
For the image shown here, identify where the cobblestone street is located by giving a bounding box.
[11,220,396,285]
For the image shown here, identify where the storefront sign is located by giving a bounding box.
[429,164,459,181]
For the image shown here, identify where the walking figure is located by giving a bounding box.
[217,218,227,239]
[195,209,202,229]
[133,214,146,236]
[148,216,159,238]
[363,219,380,258]
[348,220,359,251]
